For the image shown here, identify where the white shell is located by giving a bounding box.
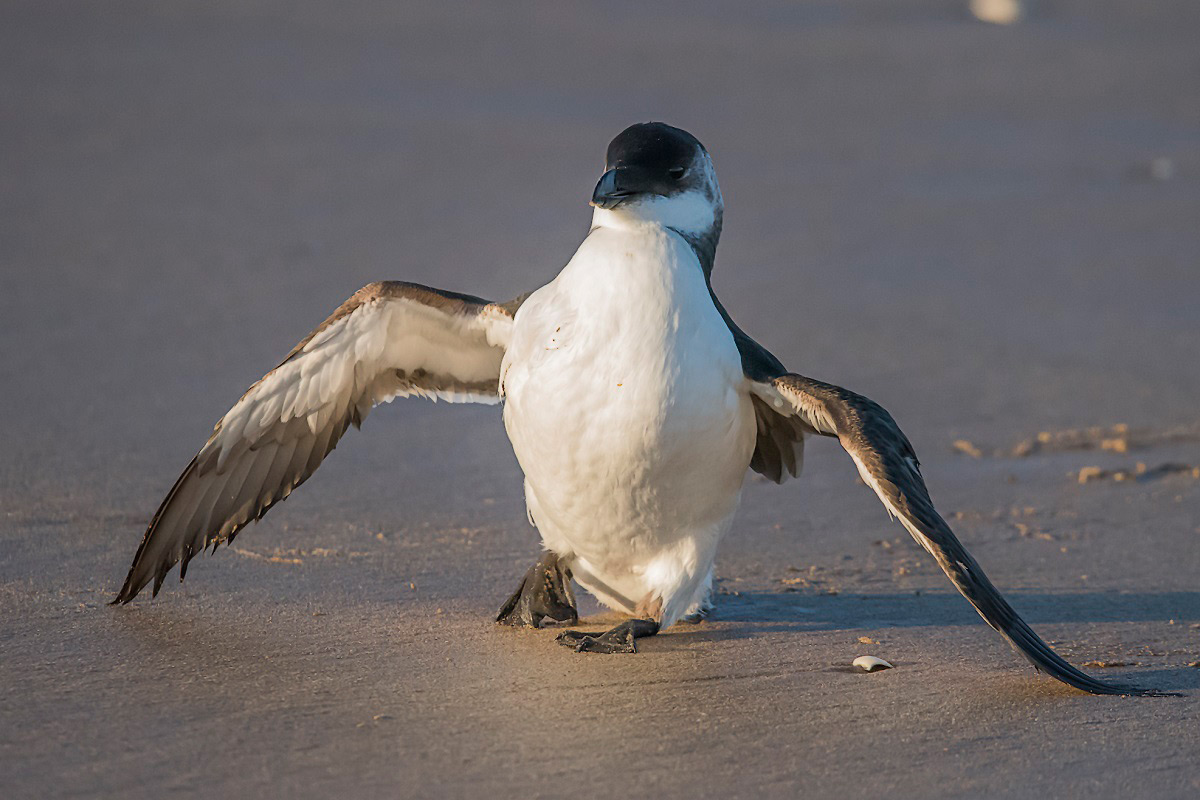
[853,655,894,673]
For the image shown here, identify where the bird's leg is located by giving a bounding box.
[678,567,715,624]
[556,595,662,654]
[678,597,712,624]
[495,551,578,628]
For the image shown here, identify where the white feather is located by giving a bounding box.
[211,291,508,465]
[503,213,754,629]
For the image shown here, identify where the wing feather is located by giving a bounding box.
[113,281,516,604]
[750,373,1170,696]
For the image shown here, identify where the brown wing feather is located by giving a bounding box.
[757,373,1170,696]
[113,282,515,604]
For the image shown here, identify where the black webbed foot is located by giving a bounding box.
[556,618,660,654]
[495,552,578,628]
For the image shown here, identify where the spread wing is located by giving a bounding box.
[113,281,517,604]
[746,371,1168,696]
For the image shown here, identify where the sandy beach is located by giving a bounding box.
[2,1,1198,796]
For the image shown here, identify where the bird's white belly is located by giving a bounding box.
[501,225,755,627]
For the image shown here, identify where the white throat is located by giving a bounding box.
[590,190,718,238]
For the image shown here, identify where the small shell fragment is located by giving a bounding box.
[853,655,894,673]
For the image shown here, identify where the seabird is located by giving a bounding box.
[114,122,1165,696]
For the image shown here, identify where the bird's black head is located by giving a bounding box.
[591,122,719,209]
[590,123,723,242]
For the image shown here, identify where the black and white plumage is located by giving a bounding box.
[114,122,1166,696]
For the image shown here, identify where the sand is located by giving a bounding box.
[2,1,1198,797]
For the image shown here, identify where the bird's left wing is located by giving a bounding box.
[113,281,518,604]
[748,372,1166,696]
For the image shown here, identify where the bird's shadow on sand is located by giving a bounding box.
[650,589,1200,692]
[695,589,1200,632]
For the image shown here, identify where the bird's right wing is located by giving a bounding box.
[113,281,518,604]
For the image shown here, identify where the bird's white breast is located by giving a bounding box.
[501,222,755,626]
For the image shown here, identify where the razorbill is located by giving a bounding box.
[113,122,1165,696]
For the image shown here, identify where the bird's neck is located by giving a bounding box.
[589,203,722,280]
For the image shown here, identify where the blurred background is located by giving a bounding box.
[3,1,1198,487]
[2,1,1198,797]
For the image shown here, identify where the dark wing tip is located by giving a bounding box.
[1046,674,1179,698]
[110,569,146,605]
[1006,621,1179,696]
[109,454,205,605]
[1120,687,1181,698]
[924,515,1176,698]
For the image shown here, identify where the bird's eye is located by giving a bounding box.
[668,167,686,180]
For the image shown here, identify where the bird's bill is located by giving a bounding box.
[590,165,662,209]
